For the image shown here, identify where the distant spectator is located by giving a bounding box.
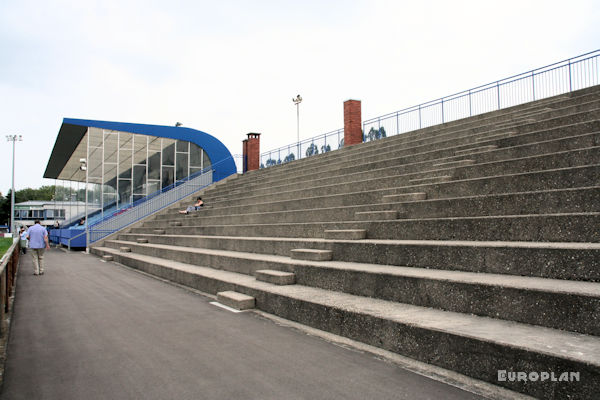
[19,227,28,254]
[27,220,50,276]
[179,197,204,214]
[54,221,60,229]
[78,217,86,226]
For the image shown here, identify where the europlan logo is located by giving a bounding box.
[498,370,580,382]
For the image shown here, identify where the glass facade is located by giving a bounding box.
[54,128,211,222]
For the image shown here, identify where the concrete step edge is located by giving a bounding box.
[97,240,600,295]
[91,246,600,370]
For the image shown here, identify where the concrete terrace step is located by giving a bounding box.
[206,147,600,210]
[206,126,600,213]
[220,108,600,194]
[249,99,600,185]
[156,165,600,225]
[323,229,367,240]
[90,246,600,399]
[203,143,600,209]
[454,145,498,156]
[133,212,600,242]
[93,243,600,334]
[218,116,600,197]
[113,234,600,281]
[147,187,600,227]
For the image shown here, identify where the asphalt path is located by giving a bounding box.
[0,248,485,400]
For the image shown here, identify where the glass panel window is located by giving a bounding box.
[133,134,147,165]
[176,153,188,181]
[117,180,132,206]
[190,143,203,167]
[133,165,147,195]
[161,166,174,189]
[189,167,203,177]
[88,147,103,179]
[202,151,212,169]
[176,140,188,153]
[148,152,160,180]
[162,142,175,166]
[88,128,103,148]
[104,132,118,163]
[119,132,133,149]
[148,136,161,150]
[119,149,133,179]
[103,193,117,209]
[147,180,160,195]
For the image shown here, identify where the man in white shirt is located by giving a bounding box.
[27,220,50,276]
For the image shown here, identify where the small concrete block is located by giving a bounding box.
[355,210,398,221]
[217,291,255,310]
[136,238,149,243]
[255,270,296,285]
[119,247,131,253]
[170,221,182,226]
[324,229,367,240]
[409,175,452,185]
[291,249,333,261]
[102,255,114,261]
[382,193,427,202]
[153,229,166,234]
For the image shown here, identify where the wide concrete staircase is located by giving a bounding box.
[92,86,600,399]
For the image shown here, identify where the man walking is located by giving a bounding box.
[27,220,50,275]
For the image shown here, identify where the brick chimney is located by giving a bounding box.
[243,133,261,172]
[344,100,362,147]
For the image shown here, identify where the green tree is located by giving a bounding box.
[0,185,57,227]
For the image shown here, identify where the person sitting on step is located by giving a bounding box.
[179,197,204,214]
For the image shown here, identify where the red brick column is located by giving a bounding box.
[243,133,261,172]
[344,100,362,146]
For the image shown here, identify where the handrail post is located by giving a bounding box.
[497,81,501,109]
[531,71,535,101]
[568,59,572,92]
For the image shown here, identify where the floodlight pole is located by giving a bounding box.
[293,95,302,160]
[6,135,22,236]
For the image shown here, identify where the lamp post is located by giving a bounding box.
[79,158,88,252]
[292,94,302,160]
[6,135,22,236]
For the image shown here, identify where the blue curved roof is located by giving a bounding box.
[44,118,236,182]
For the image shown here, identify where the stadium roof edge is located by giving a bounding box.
[44,118,236,182]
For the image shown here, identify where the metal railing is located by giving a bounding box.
[259,50,599,168]
[67,158,234,248]
[0,239,19,336]
[260,128,344,168]
[363,50,600,140]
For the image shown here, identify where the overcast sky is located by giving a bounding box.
[1,0,598,194]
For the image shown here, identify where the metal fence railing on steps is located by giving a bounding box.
[260,49,600,169]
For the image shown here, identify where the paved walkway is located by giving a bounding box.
[0,248,485,400]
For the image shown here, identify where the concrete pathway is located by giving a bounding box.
[0,248,486,400]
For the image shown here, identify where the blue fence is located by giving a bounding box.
[260,49,600,168]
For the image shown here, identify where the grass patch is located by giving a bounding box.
[0,238,15,259]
